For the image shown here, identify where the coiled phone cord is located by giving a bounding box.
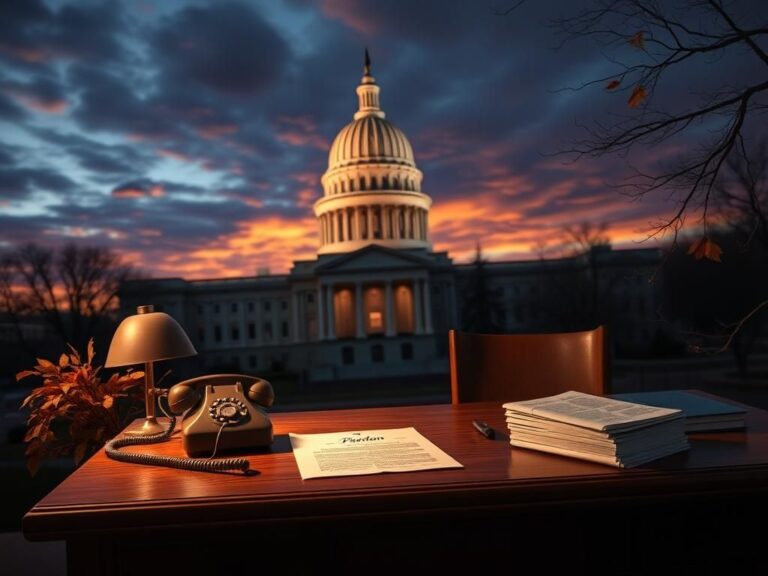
[104,397,251,473]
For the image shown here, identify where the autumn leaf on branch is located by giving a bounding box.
[16,338,145,476]
[605,79,621,91]
[628,85,646,108]
[687,237,723,262]
[628,31,645,49]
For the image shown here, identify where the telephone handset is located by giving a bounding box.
[168,374,274,456]
[105,374,274,474]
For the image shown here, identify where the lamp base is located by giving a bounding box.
[124,417,166,436]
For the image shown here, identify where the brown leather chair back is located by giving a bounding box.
[449,326,608,404]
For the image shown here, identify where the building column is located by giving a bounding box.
[414,208,421,240]
[238,302,246,348]
[254,298,262,346]
[353,207,361,240]
[367,205,375,241]
[326,284,336,340]
[355,283,364,338]
[405,207,412,239]
[385,281,395,337]
[394,206,402,239]
[332,211,340,244]
[292,291,301,343]
[343,208,351,242]
[413,281,423,335]
[382,205,391,239]
[317,287,324,341]
[422,278,434,334]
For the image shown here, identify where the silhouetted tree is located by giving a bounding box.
[661,230,768,376]
[461,244,504,333]
[0,243,135,352]
[556,0,768,242]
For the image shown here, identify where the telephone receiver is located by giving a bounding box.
[168,374,275,457]
[105,374,274,474]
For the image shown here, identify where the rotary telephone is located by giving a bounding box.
[105,374,274,474]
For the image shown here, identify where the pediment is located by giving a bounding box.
[316,245,433,274]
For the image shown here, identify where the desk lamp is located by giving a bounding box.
[106,304,197,436]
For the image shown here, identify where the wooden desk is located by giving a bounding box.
[23,400,768,574]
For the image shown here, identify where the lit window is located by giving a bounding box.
[369,312,383,330]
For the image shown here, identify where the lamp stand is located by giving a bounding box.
[125,360,166,436]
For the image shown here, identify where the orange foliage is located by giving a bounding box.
[17,339,144,476]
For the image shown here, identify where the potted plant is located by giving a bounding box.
[17,338,144,475]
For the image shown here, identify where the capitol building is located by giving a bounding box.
[121,55,662,382]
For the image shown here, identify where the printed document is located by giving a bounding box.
[289,427,463,480]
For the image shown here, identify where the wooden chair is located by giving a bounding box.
[449,326,609,404]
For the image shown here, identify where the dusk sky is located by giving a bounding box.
[1,0,765,279]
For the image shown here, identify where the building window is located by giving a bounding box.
[214,325,222,343]
[394,284,414,334]
[197,304,204,314]
[307,293,314,304]
[334,287,356,339]
[248,323,256,339]
[248,355,257,369]
[264,322,273,341]
[264,300,271,312]
[248,301,255,312]
[342,346,355,365]
[214,303,221,314]
[231,325,240,341]
[281,300,288,311]
[231,356,240,370]
[281,321,289,338]
[364,286,385,335]
[198,328,205,342]
[231,302,238,313]
[371,344,384,363]
[401,342,413,361]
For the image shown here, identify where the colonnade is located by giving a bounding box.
[319,205,428,245]
[316,278,433,340]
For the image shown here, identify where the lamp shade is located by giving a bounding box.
[105,305,197,367]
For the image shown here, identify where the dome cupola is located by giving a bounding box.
[314,50,432,255]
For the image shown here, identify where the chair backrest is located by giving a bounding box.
[449,326,608,404]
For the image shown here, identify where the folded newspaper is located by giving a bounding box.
[503,391,690,468]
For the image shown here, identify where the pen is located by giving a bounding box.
[472,420,495,439]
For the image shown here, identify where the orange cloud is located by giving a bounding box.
[158,148,194,162]
[275,116,328,150]
[147,216,319,279]
[197,124,239,140]
[112,184,164,198]
[13,94,68,114]
[319,0,377,34]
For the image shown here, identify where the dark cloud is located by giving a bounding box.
[0,166,77,199]
[0,0,126,68]
[151,3,290,96]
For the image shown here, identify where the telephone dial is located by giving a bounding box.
[105,374,274,474]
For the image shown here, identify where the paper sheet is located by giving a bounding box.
[288,427,463,480]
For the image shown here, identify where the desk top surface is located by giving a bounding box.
[23,395,768,539]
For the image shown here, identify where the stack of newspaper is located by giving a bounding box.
[503,391,690,468]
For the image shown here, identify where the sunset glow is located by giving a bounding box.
[1,0,750,279]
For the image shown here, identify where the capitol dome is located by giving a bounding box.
[315,51,432,255]
[328,115,416,170]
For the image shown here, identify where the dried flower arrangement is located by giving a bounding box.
[17,338,144,475]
